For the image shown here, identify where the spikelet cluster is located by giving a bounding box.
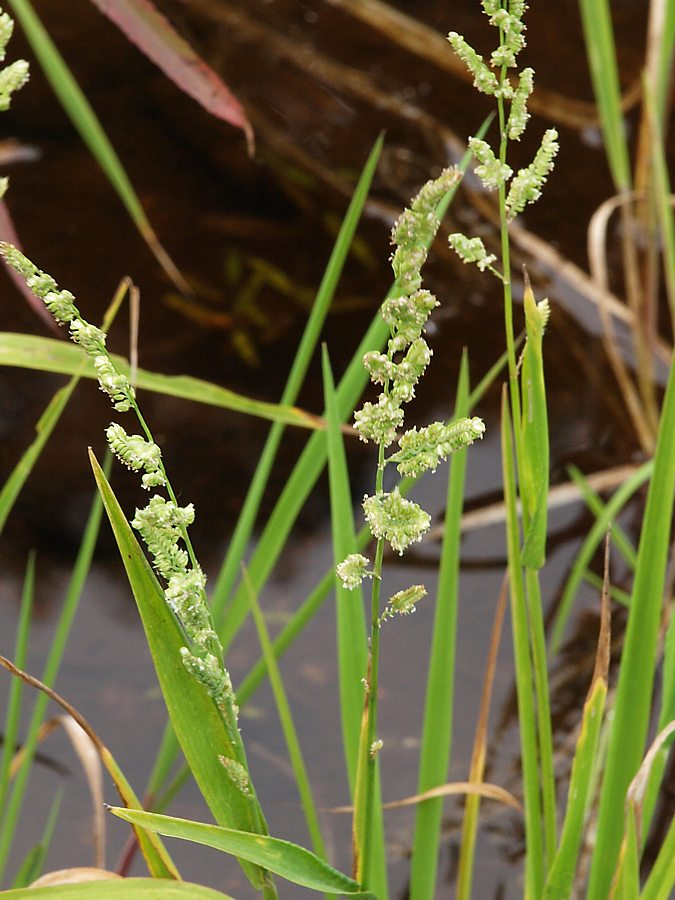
[337,171,485,608]
[447,1,558,270]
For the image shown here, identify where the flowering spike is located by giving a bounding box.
[448,32,498,95]
[506,128,559,221]
[0,12,14,60]
[389,417,486,478]
[469,138,513,190]
[448,234,498,274]
[106,423,166,489]
[131,495,194,581]
[354,395,404,447]
[0,58,28,110]
[507,67,534,140]
[362,488,431,555]
[336,553,372,590]
[381,584,427,621]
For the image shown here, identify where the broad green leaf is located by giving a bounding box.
[89,453,270,892]
[108,808,375,898]
[0,878,234,899]
[0,333,320,429]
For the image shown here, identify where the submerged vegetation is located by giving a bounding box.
[0,1,674,898]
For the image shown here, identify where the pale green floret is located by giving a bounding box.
[383,584,427,620]
[389,416,486,478]
[105,423,165,489]
[165,568,215,646]
[0,176,7,199]
[363,351,396,386]
[506,128,559,221]
[391,243,427,295]
[0,12,14,59]
[0,244,80,323]
[448,32,498,95]
[510,0,528,22]
[220,757,253,797]
[0,58,28,110]
[180,648,230,705]
[469,138,513,190]
[69,319,106,354]
[354,395,404,447]
[481,0,500,16]
[448,233,497,273]
[43,290,78,324]
[363,488,431,555]
[381,290,438,353]
[336,553,372,590]
[390,338,432,404]
[131,495,194,581]
[93,355,134,412]
[410,167,461,218]
[489,11,526,68]
[507,67,534,140]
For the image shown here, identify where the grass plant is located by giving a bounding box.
[0,2,674,899]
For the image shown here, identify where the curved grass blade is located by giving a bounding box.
[88,0,253,152]
[0,655,179,882]
[89,452,271,892]
[0,333,321,429]
[6,0,190,294]
[107,808,375,898]
[0,879,235,899]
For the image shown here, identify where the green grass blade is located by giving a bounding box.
[409,353,470,900]
[10,788,62,888]
[501,389,544,897]
[568,468,638,571]
[0,377,79,535]
[640,811,675,900]
[244,571,326,862]
[587,347,675,896]
[322,347,387,898]
[107,808,374,898]
[0,460,109,882]
[210,134,384,626]
[88,452,270,892]
[577,0,632,190]
[322,346,368,786]
[6,0,189,292]
[544,575,609,900]
[550,461,653,653]
[643,76,675,334]
[0,880,235,899]
[0,333,322,430]
[0,555,35,830]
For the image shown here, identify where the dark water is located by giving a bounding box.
[0,1,656,897]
